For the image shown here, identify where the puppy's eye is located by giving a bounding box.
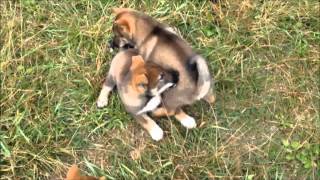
[158,73,164,81]
[138,83,147,89]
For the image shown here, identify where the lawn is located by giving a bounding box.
[1,0,319,179]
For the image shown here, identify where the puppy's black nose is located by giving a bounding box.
[108,39,118,49]
[145,91,154,99]
[122,43,135,49]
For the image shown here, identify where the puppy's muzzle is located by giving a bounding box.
[108,39,119,49]
[109,39,135,51]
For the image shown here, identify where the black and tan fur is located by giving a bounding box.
[110,8,215,128]
[96,49,174,140]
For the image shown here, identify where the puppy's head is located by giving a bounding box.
[130,56,178,96]
[130,55,148,94]
[66,164,104,180]
[110,8,137,49]
[146,63,178,96]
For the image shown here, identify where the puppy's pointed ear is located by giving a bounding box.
[114,16,135,37]
[66,164,102,180]
[111,8,133,15]
[132,55,145,64]
[66,165,81,180]
[130,55,145,71]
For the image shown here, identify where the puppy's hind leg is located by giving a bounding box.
[135,114,164,141]
[174,108,197,129]
[151,107,175,117]
[96,75,115,108]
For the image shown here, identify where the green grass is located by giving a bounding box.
[1,0,319,179]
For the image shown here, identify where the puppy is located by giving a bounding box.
[110,8,215,128]
[96,49,175,140]
[66,164,104,180]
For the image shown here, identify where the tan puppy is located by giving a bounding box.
[96,49,174,140]
[66,165,104,180]
[110,8,215,128]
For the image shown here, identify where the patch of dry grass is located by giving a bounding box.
[1,0,319,179]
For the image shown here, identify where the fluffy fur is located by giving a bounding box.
[97,49,174,140]
[110,8,215,126]
[66,165,104,180]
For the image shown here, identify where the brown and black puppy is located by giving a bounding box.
[96,49,174,140]
[110,8,215,129]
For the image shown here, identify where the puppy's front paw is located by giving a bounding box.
[180,116,197,129]
[149,125,164,141]
[96,98,108,108]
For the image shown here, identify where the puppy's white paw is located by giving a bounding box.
[180,116,197,129]
[149,125,164,141]
[96,98,108,108]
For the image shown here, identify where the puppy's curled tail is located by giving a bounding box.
[190,55,211,100]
